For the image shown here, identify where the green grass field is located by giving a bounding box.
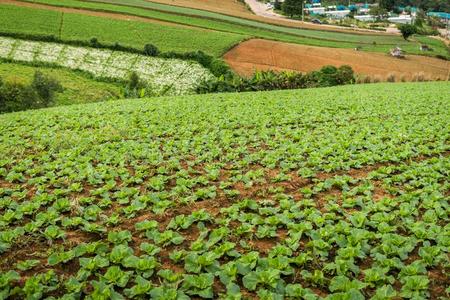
[0,82,449,299]
[0,62,122,105]
[0,4,246,56]
[10,0,449,57]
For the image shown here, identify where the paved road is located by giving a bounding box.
[244,0,281,18]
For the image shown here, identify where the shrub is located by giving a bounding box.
[31,71,63,106]
[161,51,232,77]
[363,75,372,84]
[315,65,355,87]
[90,37,100,48]
[0,81,37,113]
[398,24,417,40]
[386,73,396,82]
[372,76,381,83]
[124,72,155,98]
[0,71,62,113]
[356,75,372,84]
[335,65,355,84]
[412,72,426,82]
[143,44,160,57]
[197,65,355,94]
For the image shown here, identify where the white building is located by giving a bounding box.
[387,15,413,24]
[354,15,376,22]
[324,10,351,19]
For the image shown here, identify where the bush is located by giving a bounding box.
[197,65,355,94]
[143,44,160,57]
[372,76,381,83]
[398,24,417,40]
[124,72,156,98]
[31,71,63,106]
[0,71,62,113]
[315,65,354,87]
[412,72,426,82]
[386,73,396,82]
[161,50,232,77]
[90,37,100,48]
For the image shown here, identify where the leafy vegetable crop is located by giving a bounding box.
[0,82,449,299]
[0,37,212,96]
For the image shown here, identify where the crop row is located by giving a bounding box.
[0,4,244,57]
[12,0,450,58]
[0,82,449,299]
[0,37,213,95]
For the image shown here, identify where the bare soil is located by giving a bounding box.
[224,39,450,80]
[148,0,250,17]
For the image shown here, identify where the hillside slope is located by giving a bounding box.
[0,82,449,299]
[2,0,447,58]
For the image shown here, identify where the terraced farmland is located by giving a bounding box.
[2,1,448,58]
[0,3,245,57]
[0,62,122,106]
[0,37,213,95]
[0,82,449,299]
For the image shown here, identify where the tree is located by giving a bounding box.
[274,0,282,10]
[398,24,417,40]
[369,6,388,20]
[379,0,395,11]
[282,0,303,18]
[31,71,63,106]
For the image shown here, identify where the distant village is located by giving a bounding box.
[271,0,450,25]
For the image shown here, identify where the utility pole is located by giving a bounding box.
[302,0,305,22]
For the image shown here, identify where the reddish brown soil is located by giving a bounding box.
[224,39,450,80]
[148,0,250,17]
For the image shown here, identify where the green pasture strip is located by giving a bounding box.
[18,0,449,57]
[0,4,246,57]
[75,0,405,43]
[23,0,401,44]
[0,61,122,105]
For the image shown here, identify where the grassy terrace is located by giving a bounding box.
[0,62,122,105]
[9,0,450,57]
[0,4,246,56]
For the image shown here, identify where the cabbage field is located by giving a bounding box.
[0,82,449,299]
[0,37,213,95]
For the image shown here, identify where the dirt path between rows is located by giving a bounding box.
[0,0,205,30]
[224,39,450,80]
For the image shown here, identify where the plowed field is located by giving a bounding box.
[224,39,450,80]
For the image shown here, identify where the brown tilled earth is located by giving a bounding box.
[224,39,450,80]
[148,0,250,17]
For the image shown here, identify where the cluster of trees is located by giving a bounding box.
[197,65,355,94]
[0,72,63,113]
[281,0,305,18]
